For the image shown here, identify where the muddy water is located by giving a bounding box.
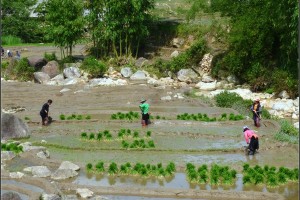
[2,81,299,199]
[72,172,299,200]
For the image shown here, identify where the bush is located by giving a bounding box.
[13,58,35,81]
[44,52,57,62]
[2,35,22,45]
[274,120,299,144]
[81,56,108,78]
[271,70,298,99]
[214,91,243,108]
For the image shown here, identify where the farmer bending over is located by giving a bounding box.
[243,126,259,155]
[40,99,53,126]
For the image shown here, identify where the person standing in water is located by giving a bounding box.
[139,98,150,127]
[40,99,53,126]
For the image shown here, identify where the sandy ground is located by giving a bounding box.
[1,45,299,199]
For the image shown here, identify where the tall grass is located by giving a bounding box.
[274,120,299,144]
[2,35,22,45]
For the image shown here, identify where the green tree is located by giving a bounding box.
[1,0,39,42]
[187,0,299,96]
[43,0,85,58]
[85,0,154,59]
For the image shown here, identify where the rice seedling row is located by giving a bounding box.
[1,142,23,154]
[242,163,299,187]
[60,114,91,120]
[177,113,244,122]
[86,161,176,178]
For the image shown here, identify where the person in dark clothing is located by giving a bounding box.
[250,99,262,127]
[40,99,53,125]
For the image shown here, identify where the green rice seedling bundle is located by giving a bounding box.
[108,162,118,175]
[24,116,31,120]
[95,161,105,173]
[121,140,129,148]
[76,115,83,120]
[60,114,66,120]
[146,131,151,137]
[133,131,139,138]
[81,132,88,139]
[89,133,95,140]
[86,163,93,172]
[97,132,103,140]
[86,115,91,120]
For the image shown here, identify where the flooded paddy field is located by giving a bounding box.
[1,81,298,199]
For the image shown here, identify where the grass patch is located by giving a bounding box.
[274,120,299,144]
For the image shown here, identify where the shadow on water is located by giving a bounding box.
[74,171,299,200]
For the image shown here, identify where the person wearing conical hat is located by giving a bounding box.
[250,99,262,127]
[139,98,150,127]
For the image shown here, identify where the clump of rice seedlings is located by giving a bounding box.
[76,115,83,120]
[253,173,264,185]
[146,131,151,137]
[120,164,129,174]
[148,140,155,148]
[108,162,118,175]
[97,132,103,140]
[81,132,88,139]
[126,129,131,136]
[165,162,176,176]
[121,140,129,148]
[86,163,93,172]
[254,165,264,175]
[277,172,287,184]
[67,116,73,120]
[95,161,105,173]
[1,142,23,154]
[266,174,278,187]
[86,115,91,120]
[156,115,161,119]
[59,114,65,120]
[243,163,250,172]
[24,116,31,120]
[199,171,208,184]
[243,175,252,184]
[89,133,95,140]
[111,114,117,119]
[228,113,235,120]
[157,163,163,169]
[230,169,237,178]
[133,131,139,138]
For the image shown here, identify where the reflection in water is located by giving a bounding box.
[73,171,299,200]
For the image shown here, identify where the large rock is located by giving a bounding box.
[76,188,94,199]
[120,67,133,78]
[58,161,80,171]
[198,53,213,75]
[23,166,52,178]
[34,72,51,84]
[88,78,128,86]
[172,38,185,48]
[130,70,148,80]
[41,194,61,200]
[135,57,148,68]
[1,113,30,139]
[27,55,47,71]
[195,81,217,91]
[42,61,60,78]
[177,69,198,83]
[51,169,78,180]
[1,192,22,200]
[63,66,81,78]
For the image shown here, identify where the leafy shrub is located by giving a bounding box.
[274,120,299,143]
[2,35,22,45]
[214,91,243,108]
[271,70,298,98]
[13,58,35,81]
[81,56,108,78]
[44,52,57,61]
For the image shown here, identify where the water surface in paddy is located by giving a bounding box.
[73,172,298,200]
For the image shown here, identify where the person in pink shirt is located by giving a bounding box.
[243,126,259,155]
